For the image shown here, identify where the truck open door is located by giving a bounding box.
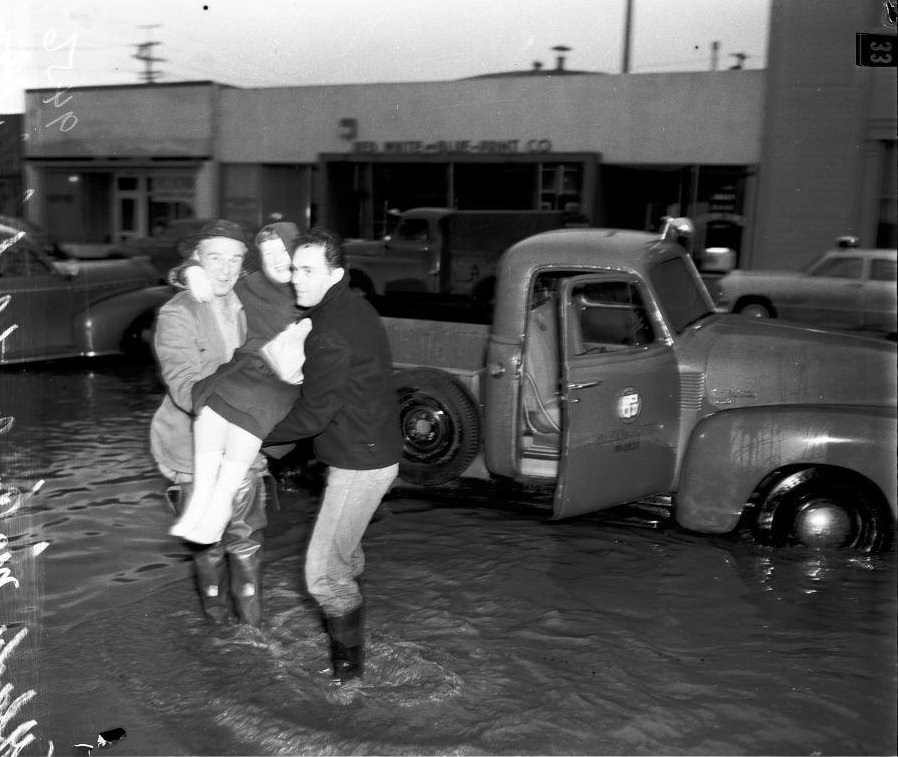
[553,273,680,519]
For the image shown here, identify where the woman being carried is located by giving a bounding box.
[170,222,311,545]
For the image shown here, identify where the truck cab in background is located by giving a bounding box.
[345,207,586,302]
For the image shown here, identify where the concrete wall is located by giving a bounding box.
[217,71,765,166]
[25,82,219,158]
[750,0,897,269]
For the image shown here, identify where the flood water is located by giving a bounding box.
[1,358,895,756]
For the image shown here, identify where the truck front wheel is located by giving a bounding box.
[753,468,890,552]
[394,368,482,486]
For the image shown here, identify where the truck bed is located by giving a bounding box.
[382,316,490,372]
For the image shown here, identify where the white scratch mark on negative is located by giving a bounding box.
[0,231,25,256]
[0,324,18,343]
[31,542,49,557]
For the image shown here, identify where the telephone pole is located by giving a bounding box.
[133,25,166,84]
[621,0,633,73]
[710,41,720,71]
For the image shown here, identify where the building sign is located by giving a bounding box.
[855,33,897,66]
[352,139,553,155]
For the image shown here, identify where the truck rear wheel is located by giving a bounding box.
[394,368,481,486]
[753,468,890,552]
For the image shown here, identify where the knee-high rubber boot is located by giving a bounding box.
[193,545,229,625]
[325,606,364,685]
[230,551,262,627]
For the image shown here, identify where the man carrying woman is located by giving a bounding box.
[170,225,401,686]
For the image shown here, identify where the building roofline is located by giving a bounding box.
[26,80,232,94]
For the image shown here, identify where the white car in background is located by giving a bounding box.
[714,246,897,338]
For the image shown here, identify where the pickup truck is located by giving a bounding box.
[384,220,897,552]
[345,207,583,302]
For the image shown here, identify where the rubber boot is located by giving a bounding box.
[230,551,262,627]
[325,606,364,685]
[193,545,230,625]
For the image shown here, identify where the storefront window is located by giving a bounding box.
[540,163,582,211]
[147,175,195,234]
[45,171,112,243]
[454,163,537,209]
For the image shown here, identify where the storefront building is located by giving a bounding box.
[22,82,220,248]
[22,71,763,264]
[18,0,896,271]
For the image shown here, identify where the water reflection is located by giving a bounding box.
[1,358,191,623]
[0,359,895,755]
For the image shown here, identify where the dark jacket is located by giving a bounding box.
[266,275,402,469]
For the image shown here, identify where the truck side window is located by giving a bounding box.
[571,280,654,354]
[395,219,430,243]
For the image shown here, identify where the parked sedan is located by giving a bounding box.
[714,247,897,337]
[0,223,173,364]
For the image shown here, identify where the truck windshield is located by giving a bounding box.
[650,256,714,333]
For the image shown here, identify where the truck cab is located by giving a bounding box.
[388,222,897,552]
[345,207,577,301]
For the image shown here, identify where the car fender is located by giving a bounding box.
[72,284,175,354]
[676,404,898,534]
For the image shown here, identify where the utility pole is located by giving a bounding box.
[621,0,633,73]
[133,25,166,84]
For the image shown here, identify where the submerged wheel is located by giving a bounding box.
[735,298,776,319]
[753,468,890,552]
[394,368,481,486]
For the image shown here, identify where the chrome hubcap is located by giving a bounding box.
[793,500,854,548]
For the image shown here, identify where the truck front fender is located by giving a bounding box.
[676,404,898,534]
[73,285,174,355]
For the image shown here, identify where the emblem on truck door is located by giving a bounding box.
[616,387,642,421]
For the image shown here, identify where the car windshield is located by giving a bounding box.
[650,256,715,334]
[805,254,863,279]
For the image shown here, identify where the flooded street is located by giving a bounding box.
[1,359,895,756]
